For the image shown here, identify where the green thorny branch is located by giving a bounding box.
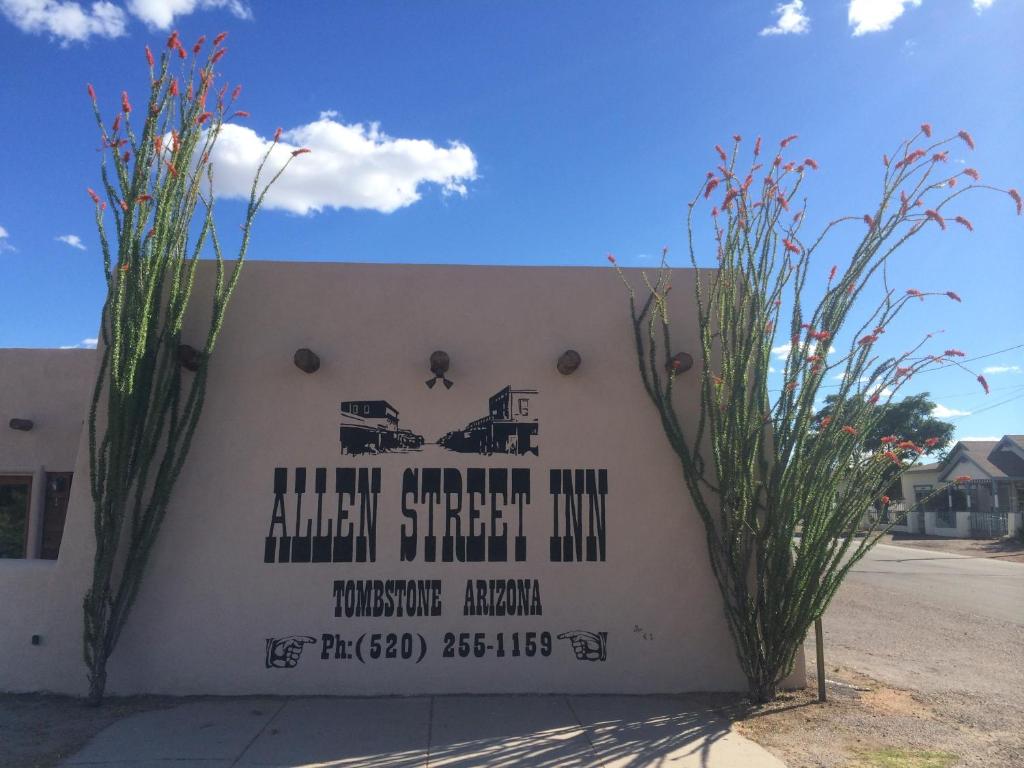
[82,31,307,703]
[615,128,1021,703]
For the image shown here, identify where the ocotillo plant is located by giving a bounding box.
[83,31,307,703]
[614,128,1019,703]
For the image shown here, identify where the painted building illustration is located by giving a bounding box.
[438,386,539,456]
[340,400,424,455]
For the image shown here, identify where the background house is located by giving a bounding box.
[890,436,1024,538]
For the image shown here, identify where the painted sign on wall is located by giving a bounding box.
[263,385,610,673]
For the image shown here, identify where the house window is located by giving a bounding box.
[41,473,73,560]
[0,476,33,559]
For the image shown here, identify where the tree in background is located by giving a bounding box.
[83,31,307,703]
[813,392,955,460]
[615,127,1019,702]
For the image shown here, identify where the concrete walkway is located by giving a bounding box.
[62,695,785,767]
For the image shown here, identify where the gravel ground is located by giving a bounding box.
[736,543,1024,767]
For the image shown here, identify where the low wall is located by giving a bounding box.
[0,262,803,696]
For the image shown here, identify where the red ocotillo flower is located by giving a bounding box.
[906,288,924,299]
[231,111,250,119]
[947,177,957,188]
[87,82,96,100]
[211,47,228,64]
[704,177,719,199]
[881,436,898,444]
[753,136,762,156]
[122,150,130,163]
[932,151,948,162]
[925,437,940,447]
[820,416,832,428]
[858,334,878,346]
[978,375,990,394]
[119,199,128,212]
[1009,188,1022,215]
[957,130,975,150]
[925,209,946,229]
[154,134,163,154]
[884,451,902,465]
[169,77,179,97]
[881,495,891,505]
[732,134,742,143]
[136,194,152,203]
[193,35,206,54]
[780,134,798,148]
[175,41,187,59]
[864,214,876,230]
[145,46,154,67]
[121,91,131,113]
[167,30,179,49]
[164,159,178,176]
[782,238,800,254]
[828,265,837,282]
[842,425,858,436]
[721,189,739,209]
[963,168,980,181]
[606,253,616,264]
[804,157,819,170]
[714,144,727,162]
[777,193,789,211]
[921,123,932,137]
[946,290,962,302]
[944,349,965,357]
[213,31,228,46]
[87,188,100,204]
[231,84,242,101]
[111,115,120,133]
[953,217,973,232]
[273,127,283,143]
[195,112,212,125]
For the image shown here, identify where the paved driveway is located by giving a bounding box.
[62,694,785,767]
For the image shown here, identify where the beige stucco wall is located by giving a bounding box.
[0,262,804,696]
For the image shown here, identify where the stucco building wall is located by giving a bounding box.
[0,262,804,696]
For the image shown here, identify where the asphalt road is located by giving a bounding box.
[820,542,1024,763]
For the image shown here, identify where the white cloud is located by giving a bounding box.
[56,234,86,250]
[761,1,810,36]
[982,364,1020,374]
[1,0,251,43]
[848,0,922,35]
[771,342,792,360]
[932,403,971,418]
[126,0,250,30]
[0,0,126,44]
[60,337,98,349]
[0,224,14,251]
[207,116,478,215]
[973,0,996,10]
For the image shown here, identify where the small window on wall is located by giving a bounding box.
[0,476,32,559]
[41,473,73,560]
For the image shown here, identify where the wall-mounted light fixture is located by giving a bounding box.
[293,348,321,374]
[9,418,34,431]
[666,352,694,374]
[177,344,203,372]
[557,350,582,375]
[426,350,453,389]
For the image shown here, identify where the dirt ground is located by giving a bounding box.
[733,667,1021,768]
[879,532,1024,563]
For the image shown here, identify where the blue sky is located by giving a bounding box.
[1,0,1021,441]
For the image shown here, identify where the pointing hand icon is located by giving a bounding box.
[265,636,317,668]
[557,630,607,661]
